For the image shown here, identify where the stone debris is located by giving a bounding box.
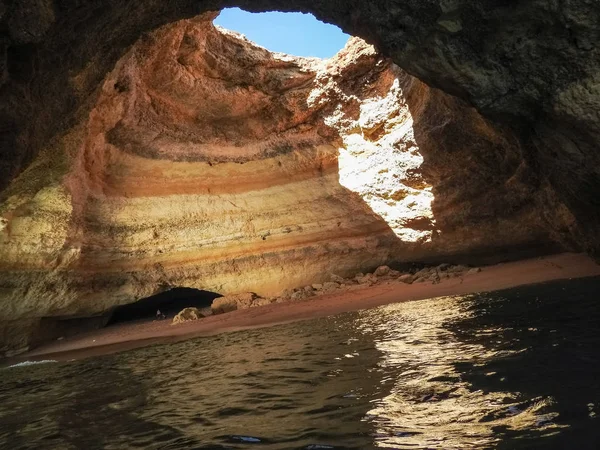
[322,281,341,292]
[329,274,346,284]
[291,289,315,301]
[202,264,482,316]
[374,265,391,277]
[356,273,378,285]
[211,292,259,314]
[172,307,204,325]
[250,298,273,308]
[398,274,414,284]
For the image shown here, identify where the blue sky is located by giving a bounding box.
[214,8,350,58]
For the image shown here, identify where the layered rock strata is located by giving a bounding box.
[2,1,600,255]
[0,14,574,355]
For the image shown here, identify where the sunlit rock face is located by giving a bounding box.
[0,13,571,355]
[2,1,600,257]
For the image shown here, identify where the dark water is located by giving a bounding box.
[1,277,600,450]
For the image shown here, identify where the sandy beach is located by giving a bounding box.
[14,252,600,363]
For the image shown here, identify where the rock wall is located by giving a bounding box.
[0,10,582,355]
[1,1,600,254]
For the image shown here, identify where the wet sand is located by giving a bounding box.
[18,253,600,362]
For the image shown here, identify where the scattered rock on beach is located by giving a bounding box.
[211,292,259,314]
[172,307,204,325]
[329,274,345,284]
[211,297,238,314]
[414,267,432,278]
[357,273,378,285]
[251,298,273,307]
[322,281,340,292]
[398,274,414,284]
[291,289,315,300]
[206,262,482,316]
[374,265,391,277]
[279,289,294,300]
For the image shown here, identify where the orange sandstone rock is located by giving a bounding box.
[0,15,571,356]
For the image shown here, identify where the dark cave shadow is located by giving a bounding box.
[400,71,565,265]
[31,288,224,346]
[107,287,223,325]
[444,276,600,449]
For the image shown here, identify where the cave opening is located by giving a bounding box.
[107,288,222,325]
[213,7,350,58]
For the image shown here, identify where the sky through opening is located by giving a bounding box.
[214,8,350,59]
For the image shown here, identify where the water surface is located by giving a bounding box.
[1,277,599,449]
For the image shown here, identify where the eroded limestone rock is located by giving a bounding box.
[172,307,204,325]
[374,266,391,277]
[0,11,583,356]
[211,293,259,314]
[398,274,414,284]
[322,282,340,292]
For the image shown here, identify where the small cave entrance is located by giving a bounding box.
[107,288,222,325]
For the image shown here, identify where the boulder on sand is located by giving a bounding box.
[291,289,315,300]
[172,307,204,325]
[398,274,414,284]
[250,297,273,307]
[374,265,391,276]
[322,281,340,292]
[357,273,378,285]
[279,289,294,300]
[211,292,259,314]
[329,274,346,284]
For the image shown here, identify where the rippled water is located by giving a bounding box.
[1,277,600,449]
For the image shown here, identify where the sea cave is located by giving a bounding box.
[1,2,600,448]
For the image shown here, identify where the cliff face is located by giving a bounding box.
[2,1,600,254]
[0,11,581,355]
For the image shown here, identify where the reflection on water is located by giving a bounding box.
[1,277,599,449]
[360,297,566,449]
